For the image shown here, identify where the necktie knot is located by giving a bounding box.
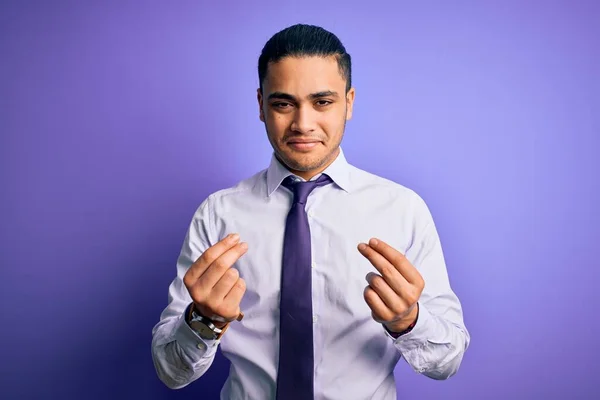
[282,174,333,205]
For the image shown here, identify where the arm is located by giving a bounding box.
[151,200,220,389]
[391,194,470,379]
[360,194,470,380]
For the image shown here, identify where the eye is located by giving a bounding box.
[272,102,292,109]
[316,100,333,107]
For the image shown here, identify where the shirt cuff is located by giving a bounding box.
[385,303,443,349]
[172,308,220,364]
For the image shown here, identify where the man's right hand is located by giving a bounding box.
[183,233,248,328]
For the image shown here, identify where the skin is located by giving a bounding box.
[358,239,422,332]
[183,234,248,328]
[183,55,422,332]
[257,55,354,181]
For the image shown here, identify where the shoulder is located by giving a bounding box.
[194,169,266,212]
[349,164,425,205]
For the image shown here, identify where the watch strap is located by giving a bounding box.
[186,303,230,340]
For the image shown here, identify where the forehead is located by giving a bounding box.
[263,56,345,95]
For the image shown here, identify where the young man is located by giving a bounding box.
[151,24,470,399]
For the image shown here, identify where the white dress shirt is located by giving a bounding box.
[151,148,470,399]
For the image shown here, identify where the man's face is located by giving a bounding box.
[258,56,355,180]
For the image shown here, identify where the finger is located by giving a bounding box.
[185,234,240,285]
[197,242,248,292]
[368,238,423,285]
[223,278,247,314]
[210,267,240,302]
[366,272,408,312]
[358,243,409,295]
[363,286,395,322]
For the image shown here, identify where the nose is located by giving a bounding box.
[290,105,316,134]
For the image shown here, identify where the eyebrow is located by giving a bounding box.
[267,90,339,102]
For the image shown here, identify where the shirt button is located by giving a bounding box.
[197,342,206,350]
[313,316,318,323]
[311,262,316,269]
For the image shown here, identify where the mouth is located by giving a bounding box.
[286,139,322,151]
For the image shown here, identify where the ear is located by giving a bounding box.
[345,87,356,120]
[257,88,265,122]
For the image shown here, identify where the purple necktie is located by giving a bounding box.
[276,174,333,400]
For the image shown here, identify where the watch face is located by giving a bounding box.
[190,320,217,340]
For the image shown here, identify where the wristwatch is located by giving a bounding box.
[187,306,226,341]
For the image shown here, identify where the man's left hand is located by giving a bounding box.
[357,238,424,333]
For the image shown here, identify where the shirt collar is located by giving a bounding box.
[266,147,352,196]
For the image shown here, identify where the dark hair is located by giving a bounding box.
[258,24,352,93]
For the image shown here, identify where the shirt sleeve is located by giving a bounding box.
[390,193,471,380]
[151,197,222,389]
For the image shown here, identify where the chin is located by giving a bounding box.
[282,152,329,172]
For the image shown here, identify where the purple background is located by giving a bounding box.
[1,1,599,399]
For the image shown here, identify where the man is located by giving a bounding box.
[151,23,470,399]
